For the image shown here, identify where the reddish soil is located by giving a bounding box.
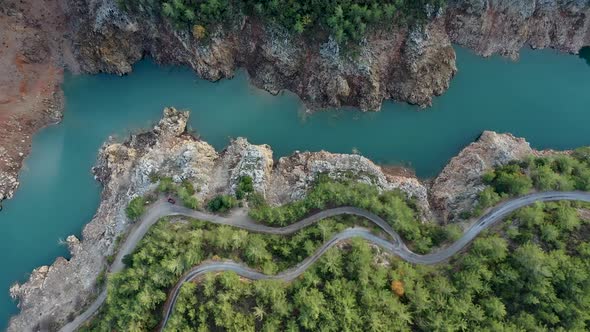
[0,0,77,200]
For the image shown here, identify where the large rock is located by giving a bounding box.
[430,131,534,221]
[267,151,432,220]
[212,138,275,197]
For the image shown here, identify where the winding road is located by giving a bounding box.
[60,191,590,332]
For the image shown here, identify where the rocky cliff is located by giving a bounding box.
[68,0,457,111]
[446,0,590,58]
[430,131,534,221]
[66,0,590,112]
[429,130,567,222]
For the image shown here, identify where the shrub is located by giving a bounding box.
[172,180,199,209]
[248,192,266,208]
[95,269,107,288]
[183,196,200,209]
[208,194,237,212]
[235,175,254,199]
[573,147,590,164]
[158,177,175,193]
[122,254,134,268]
[125,196,147,221]
[181,180,196,195]
[148,171,160,183]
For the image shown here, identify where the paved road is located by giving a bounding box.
[61,191,590,332]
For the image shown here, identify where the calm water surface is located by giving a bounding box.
[1,47,589,329]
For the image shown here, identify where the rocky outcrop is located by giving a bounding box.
[8,108,217,331]
[0,0,67,202]
[7,108,432,330]
[66,0,590,114]
[10,109,566,331]
[430,131,537,222]
[68,0,457,110]
[211,138,274,197]
[446,0,590,58]
[267,151,433,220]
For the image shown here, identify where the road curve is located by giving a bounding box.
[61,191,590,332]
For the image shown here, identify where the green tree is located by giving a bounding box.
[125,196,147,221]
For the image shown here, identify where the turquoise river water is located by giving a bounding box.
[1,47,589,329]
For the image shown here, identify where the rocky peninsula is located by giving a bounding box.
[7,107,566,331]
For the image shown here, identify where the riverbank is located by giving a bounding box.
[7,107,575,330]
[0,0,71,201]
[1,0,589,204]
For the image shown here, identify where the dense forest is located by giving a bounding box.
[471,147,590,217]
[82,215,391,330]
[167,202,590,331]
[248,174,460,253]
[83,150,590,331]
[115,0,444,43]
[83,200,590,331]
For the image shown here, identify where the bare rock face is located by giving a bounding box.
[446,0,590,57]
[68,0,457,110]
[211,138,274,197]
[7,109,570,330]
[430,131,534,221]
[267,151,433,220]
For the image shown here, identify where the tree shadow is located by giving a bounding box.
[580,47,590,66]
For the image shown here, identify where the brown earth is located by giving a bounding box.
[0,0,78,200]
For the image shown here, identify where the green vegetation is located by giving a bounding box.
[158,177,200,209]
[207,194,238,212]
[206,176,253,211]
[166,201,590,331]
[235,175,254,200]
[116,0,444,43]
[87,156,590,331]
[85,192,590,332]
[126,176,200,219]
[474,148,590,215]
[249,174,457,253]
[82,215,387,331]
[95,268,107,289]
[125,196,149,221]
[148,171,161,183]
[157,176,175,193]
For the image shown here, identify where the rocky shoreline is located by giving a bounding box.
[1,0,589,204]
[8,107,561,331]
[445,0,590,58]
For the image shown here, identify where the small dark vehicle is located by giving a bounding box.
[167,197,176,204]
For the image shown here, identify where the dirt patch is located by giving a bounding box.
[0,0,76,200]
[380,165,416,178]
[578,208,590,222]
